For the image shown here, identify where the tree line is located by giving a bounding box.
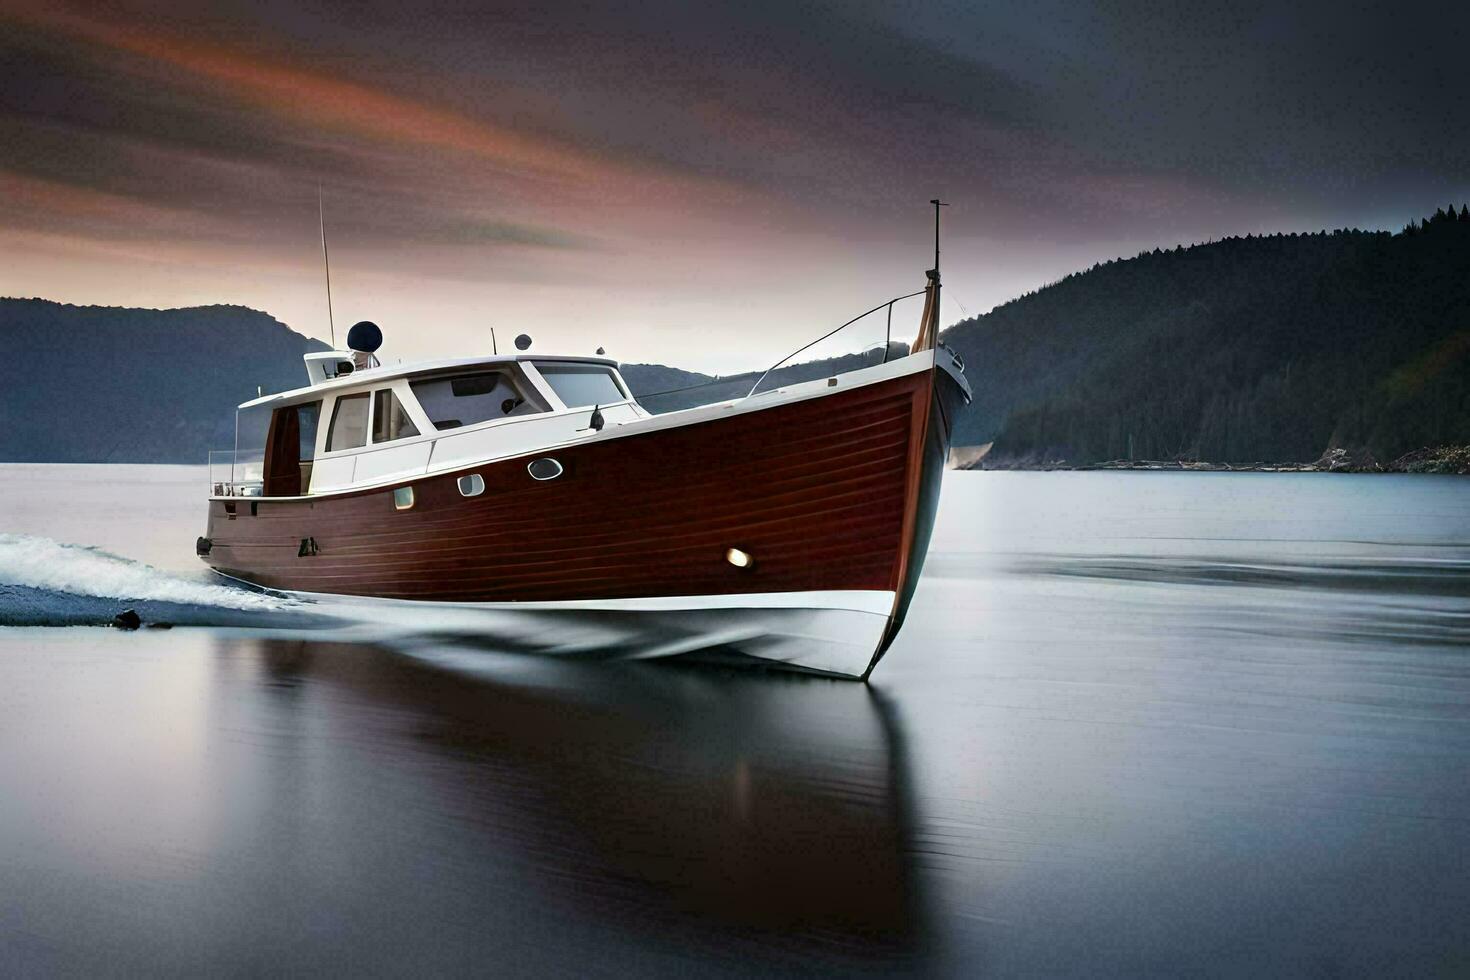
[941,206,1470,466]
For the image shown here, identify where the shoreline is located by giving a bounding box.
[958,446,1470,475]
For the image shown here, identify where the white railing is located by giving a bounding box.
[747,289,926,398]
[208,450,263,497]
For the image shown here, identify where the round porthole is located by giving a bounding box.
[527,457,563,481]
[458,473,485,497]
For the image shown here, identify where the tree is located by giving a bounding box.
[941,206,1470,466]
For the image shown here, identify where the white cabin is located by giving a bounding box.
[212,349,648,498]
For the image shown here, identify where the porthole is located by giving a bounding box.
[458,473,485,497]
[527,457,563,481]
[392,486,415,510]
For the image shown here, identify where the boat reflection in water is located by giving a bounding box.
[209,636,929,974]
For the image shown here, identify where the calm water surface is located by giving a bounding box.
[1,465,1468,976]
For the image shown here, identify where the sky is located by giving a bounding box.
[2,0,1467,373]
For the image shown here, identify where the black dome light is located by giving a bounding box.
[347,320,383,353]
[514,333,532,351]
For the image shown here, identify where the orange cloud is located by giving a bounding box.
[0,169,228,234]
[6,5,641,189]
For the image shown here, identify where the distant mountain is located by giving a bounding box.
[0,295,898,464]
[944,206,1470,466]
[0,299,327,462]
[4,206,1467,466]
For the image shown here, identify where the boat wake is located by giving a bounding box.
[1007,552,1470,598]
[0,534,877,674]
[0,533,322,628]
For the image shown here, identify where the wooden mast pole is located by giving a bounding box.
[911,199,946,353]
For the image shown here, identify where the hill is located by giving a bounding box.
[0,299,328,462]
[0,296,898,464]
[3,206,1467,467]
[944,206,1470,466]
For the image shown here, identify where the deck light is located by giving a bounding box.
[725,547,754,569]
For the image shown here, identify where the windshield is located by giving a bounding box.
[409,370,543,430]
[535,363,627,408]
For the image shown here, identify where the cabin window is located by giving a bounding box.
[409,371,542,431]
[534,363,626,408]
[527,457,563,481]
[326,393,370,451]
[371,389,420,444]
[457,473,485,497]
[393,486,415,510]
[297,402,321,459]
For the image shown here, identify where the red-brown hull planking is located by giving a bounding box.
[203,367,950,608]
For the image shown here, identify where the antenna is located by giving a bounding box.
[490,327,498,355]
[930,198,948,280]
[318,183,337,349]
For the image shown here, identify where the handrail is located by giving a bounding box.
[636,376,738,402]
[208,448,265,496]
[746,289,926,398]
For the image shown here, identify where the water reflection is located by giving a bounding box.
[1005,552,1470,598]
[210,637,929,974]
[9,470,1469,974]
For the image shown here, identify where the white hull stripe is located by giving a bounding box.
[268,585,898,617]
[211,577,895,678]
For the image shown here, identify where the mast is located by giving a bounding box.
[932,197,943,279]
[911,199,946,353]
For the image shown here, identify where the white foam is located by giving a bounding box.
[0,533,288,611]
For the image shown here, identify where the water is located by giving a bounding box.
[2,465,1468,975]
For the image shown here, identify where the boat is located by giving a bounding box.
[198,207,971,679]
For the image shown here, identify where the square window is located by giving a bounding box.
[327,393,370,451]
[372,389,420,443]
[392,486,415,510]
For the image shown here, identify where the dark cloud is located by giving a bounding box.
[0,0,1466,367]
[5,0,1466,237]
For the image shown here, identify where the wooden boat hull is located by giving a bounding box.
[202,354,968,677]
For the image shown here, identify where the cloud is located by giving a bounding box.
[1,0,1467,370]
[8,5,620,185]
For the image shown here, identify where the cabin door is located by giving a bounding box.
[262,402,321,496]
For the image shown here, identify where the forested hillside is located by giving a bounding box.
[4,207,1466,467]
[0,295,900,463]
[0,299,326,462]
[946,207,1470,465]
